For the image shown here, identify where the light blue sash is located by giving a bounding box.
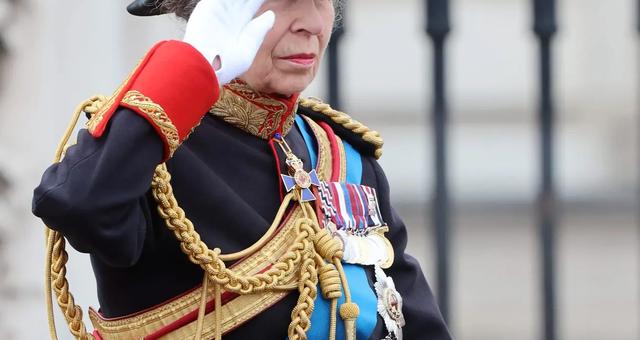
[292,115,378,339]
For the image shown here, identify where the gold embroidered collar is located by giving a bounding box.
[209,79,300,140]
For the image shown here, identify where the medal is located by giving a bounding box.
[274,133,320,202]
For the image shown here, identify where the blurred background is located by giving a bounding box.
[0,0,637,339]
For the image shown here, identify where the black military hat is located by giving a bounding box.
[127,0,169,16]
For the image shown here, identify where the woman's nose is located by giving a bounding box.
[290,1,326,35]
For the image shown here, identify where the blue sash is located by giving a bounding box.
[293,116,378,340]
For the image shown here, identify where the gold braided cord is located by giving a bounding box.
[44,229,58,340]
[45,94,365,340]
[45,96,107,340]
[153,164,316,338]
[300,116,333,181]
[288,254,318,340]
[55,95,107,162]
[153,165,308,291]
[151,162,361,339]
[50,235,91,339]
[298,97,384,159]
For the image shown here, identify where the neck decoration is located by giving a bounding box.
[210,79,300,140]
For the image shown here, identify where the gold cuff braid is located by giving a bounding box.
[121,90,181,157]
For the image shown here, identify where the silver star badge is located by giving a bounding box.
[374,265,405,340]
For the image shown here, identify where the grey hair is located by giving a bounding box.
[162,0,345,28]
[161,0,197,20]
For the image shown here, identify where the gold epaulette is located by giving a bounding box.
[297,97,384,159]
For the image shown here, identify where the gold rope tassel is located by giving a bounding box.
[317,258,342,340]
[339,301,360,340]
[336,259,360,340]
[304,202,360,340]
[305,202,360,340]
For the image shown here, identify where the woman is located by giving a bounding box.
[33,0,451,339]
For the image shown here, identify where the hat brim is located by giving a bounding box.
[127,0,169,16]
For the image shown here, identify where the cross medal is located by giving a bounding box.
[274,133,320,202]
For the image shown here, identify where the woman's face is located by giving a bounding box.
[239,0,335,96]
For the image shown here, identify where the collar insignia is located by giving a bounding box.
[210,79,299,140]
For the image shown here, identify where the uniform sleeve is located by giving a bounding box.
[32,110,162,267]
[361,156,452,339]
[32,40,220,267]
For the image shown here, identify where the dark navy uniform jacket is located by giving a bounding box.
[32,104,451,339]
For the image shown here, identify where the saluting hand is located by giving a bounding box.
[183,0,275,85]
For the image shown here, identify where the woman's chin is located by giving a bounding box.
[260,81,308,97]
[241,71,315,96]
[273,74,316,95]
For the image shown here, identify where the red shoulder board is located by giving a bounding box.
[87,40,219,160]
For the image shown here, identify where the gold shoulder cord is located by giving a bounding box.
[46,96,374,340]
[297,97,384,159]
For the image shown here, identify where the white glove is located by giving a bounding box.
[183,0,275,85]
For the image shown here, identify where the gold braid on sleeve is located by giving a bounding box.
[121,90,181,157]
[297,97,384,159]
